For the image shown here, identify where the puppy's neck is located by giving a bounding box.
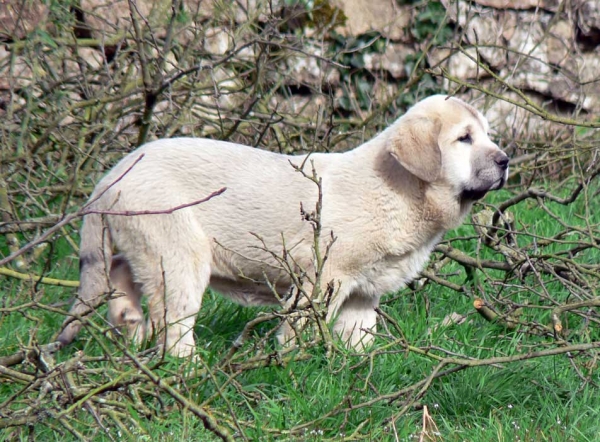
[422,183,471,230]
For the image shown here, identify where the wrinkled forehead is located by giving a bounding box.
[447,97,489,133]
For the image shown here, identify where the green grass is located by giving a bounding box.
[1,181,599,441]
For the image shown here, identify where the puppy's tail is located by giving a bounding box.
[57,212,112,347]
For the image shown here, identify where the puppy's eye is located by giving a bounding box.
[458,134,472,144]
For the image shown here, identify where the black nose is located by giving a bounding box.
[494,151,509,170]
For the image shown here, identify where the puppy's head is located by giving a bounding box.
[387,95,509,201]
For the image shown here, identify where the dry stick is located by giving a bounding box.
[394,361,447,422]
[0,154,145,267]
[195,358,249,441]
[0,341,62,368]
[420,268,465,293]
[6,34,126,50]
[0,215,61,234]
[551,298,600,335]
[128,0,154,147]
[492,167,600,227]
[239,159,338,354]
[9,35,261,161]
[320,11,445,150]
[54,418,87,440]
[84,188,227,217]
[0,182,26,269]
[296,161,337,354]
[434,44,600,129]
[103,410,136,439]
[0,150,225,271]
[394,337,600,369]
[12,304,234,440]
[121,349,235,442]
[473,297,519,330]
[255,38,349,69]
[418,404,441,442]
[282,340,600,437]
[434,244,513,271]
[0,364,35,383]
[219,312,280,365]
[0,416,42,430]
[0,211,82,268]
[279,363,464,437]
[0,266,79,287]
[59,370,146,416]
[225,350,312,373]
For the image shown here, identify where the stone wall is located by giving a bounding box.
[1,0,597,151]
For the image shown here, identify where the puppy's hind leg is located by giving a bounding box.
[144,258,210,358]
[133,217,212,358]
[108,254,146,345]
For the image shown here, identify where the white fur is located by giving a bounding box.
[58,95,509,356]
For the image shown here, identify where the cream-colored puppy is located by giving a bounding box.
[58,95,509,356]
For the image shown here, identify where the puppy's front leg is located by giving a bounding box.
[276,287,312,347]
[329,293,379,350]
[277,280,353,347]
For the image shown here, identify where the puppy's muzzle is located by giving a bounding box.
[494,150,509,189]
[494,151,509,172]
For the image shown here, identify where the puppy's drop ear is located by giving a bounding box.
[387,116,442,182]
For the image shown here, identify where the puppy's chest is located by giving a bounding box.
[354,238,440,297]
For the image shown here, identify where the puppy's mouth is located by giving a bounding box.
[461,188,489,201]
[461,176,506,201]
